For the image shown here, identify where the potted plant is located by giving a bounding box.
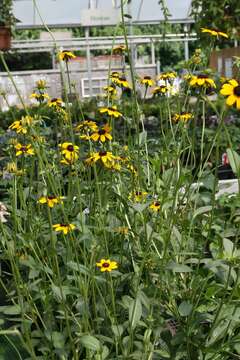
[0,0,15,50]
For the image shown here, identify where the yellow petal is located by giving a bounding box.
[198,79,205,86]
[226,94,237,106]
[228,79,238,87]
[38,197,47,204]
[236,97,240,110]
[220,84,234,95]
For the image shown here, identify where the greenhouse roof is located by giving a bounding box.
[13,0,193,29]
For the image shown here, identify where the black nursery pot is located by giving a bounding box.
[217,164,236,180]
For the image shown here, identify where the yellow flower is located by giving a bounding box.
[201,28,228,39]
[48,98,63,107]
[14,143,35,157]
[96,259,118,272]
[31,135,45,143]
[58,50,76,62]
[5,162,24,176]
[103,85,117,97]
[30,93,49,102]
[173,112,193,122]
[149,201,161,212]
[114,76,131,89]
[113,45,126,55]
[152,85,169,95]
[38,196,64,208]
[114,227,129,235]
[85,151,116,168]
[140,76,155,87]
[129,190,148,202]
[99,106,122,118]
[110,71,120,79]
[127,163,137,176]
[189,74,216,88]
[36,79,47,90]
[60,157,77,166]
[90,124,112,142]
[75,120,98,134]
[9,115,33,134]
[52,223,76,235]
[59,142,79,162]
[220,79,240,109]
[157,72,176,81]
[9,120,25,134]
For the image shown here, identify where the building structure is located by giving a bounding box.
[0,0,197,108]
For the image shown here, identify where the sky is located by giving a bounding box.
[13,0,193,28]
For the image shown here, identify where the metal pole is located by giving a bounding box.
[51,48,56,69]
[128,1,135,71]
[184,24,189,61]
[85,27,93,97]
[156,60,160,75]
[151,40,155,65]
[184,40,189,61]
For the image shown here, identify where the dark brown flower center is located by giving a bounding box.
[67,145,74,152]
[48,196,56,200]
[98,129,106,135]
[144,76,151,80]
[233,85,240,97]
[102,262,110,268]
[20,146,27,152]
[135,191,142,195]
[99,151,107,156]
[154,202,160,206]
[60,223,67,227]
[198,74,208,79]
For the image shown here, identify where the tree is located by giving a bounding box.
[191,0,240,40]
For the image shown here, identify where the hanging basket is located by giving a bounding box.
[0,26,11,50]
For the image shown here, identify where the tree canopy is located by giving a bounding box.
[191,0,240,39]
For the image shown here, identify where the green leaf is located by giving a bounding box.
[52,331,65,349]
[111,325,124,337]
[79,335,101,352]
[223,238,234,258]
[226,148,240,175]
[131,202,149,212]
[166,261,192,272]
[67,261,90,275]
[0,305,21,315]
[178,301,193,316]
[193,206,212,219]
[129,296,142,329]
[138,131,147,145]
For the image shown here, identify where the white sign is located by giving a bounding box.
[80,9,120,27]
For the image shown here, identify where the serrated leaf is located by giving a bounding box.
[79,335,101,352]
